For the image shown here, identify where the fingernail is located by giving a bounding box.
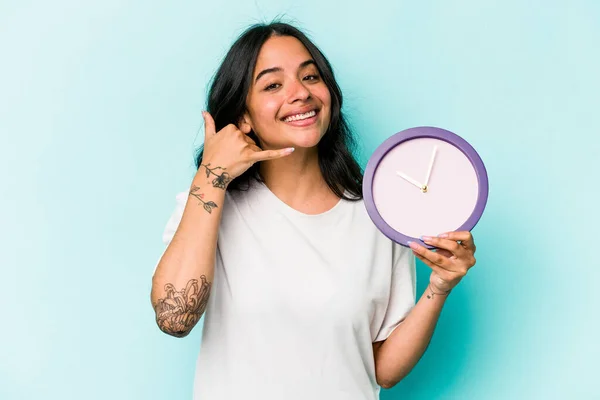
[285,147,295,153]
[437,233,448,238]
[407,241,418,249]
[420,235,432,242]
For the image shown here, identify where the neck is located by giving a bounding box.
[259,147,332,204]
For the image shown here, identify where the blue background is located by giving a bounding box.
[1,1,598,399]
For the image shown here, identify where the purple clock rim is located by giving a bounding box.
[363,126,489,248]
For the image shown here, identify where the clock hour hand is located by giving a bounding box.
[396,171,424,190]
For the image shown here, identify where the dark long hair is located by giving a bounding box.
[194,22,363,200]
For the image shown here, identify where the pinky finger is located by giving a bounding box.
[249,147,295,162]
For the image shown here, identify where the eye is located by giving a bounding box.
[303,74,319,81]
[264,83,281,91]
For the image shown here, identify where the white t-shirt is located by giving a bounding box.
[159,180,416,400]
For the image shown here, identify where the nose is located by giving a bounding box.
[287,78,311,103]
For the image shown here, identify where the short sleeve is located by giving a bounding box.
[153,191,188,274]
[161,191,189,246]
[374,242,417,342]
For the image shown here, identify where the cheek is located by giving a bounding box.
[255,98,281,125]
[319,90,332,124]
[316,86,332,112]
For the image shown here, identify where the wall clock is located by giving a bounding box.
[363,127,489,249]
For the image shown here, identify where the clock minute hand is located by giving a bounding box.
[396,171,424,190]
[424,145,438,188]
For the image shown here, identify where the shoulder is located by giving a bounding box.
[174,190,189,206]
[161,190,189,245]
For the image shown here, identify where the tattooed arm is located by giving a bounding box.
[151,111,293,337]
[151,167,228,338]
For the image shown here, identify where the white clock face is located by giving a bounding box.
[372,137,479,239]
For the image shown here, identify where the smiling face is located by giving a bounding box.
[241,35,332,151]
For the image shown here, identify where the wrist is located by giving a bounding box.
[191,174,229,193]
[426,282,452,300]
[197,161,234,189]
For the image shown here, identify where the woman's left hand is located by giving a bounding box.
[409,231,477,294]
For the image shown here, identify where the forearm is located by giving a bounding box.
[151,169,225,337]
[375,285,448,388]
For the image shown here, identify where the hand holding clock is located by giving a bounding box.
[363,126,488,296]
[408,231,477,294]
[397,143,477,292]
[401,142,475,293]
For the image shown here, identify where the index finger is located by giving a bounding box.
[437,231,476,252]
[202,111,216,137]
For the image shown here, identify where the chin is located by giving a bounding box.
[288,130,325,149]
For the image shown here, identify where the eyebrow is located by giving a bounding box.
[254,59,316,84]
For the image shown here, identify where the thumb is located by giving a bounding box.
[202,111,216,137]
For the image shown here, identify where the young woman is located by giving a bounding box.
[151,22,477,400]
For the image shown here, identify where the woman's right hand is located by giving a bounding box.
[198,111,295,189]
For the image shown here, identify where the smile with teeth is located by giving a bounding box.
[283,110,317,122]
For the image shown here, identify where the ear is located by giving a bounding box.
[238,112,253,134]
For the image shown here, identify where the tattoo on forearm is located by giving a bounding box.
[154,276,212,337]
[189,185,218,213]
[200,163,231,189]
